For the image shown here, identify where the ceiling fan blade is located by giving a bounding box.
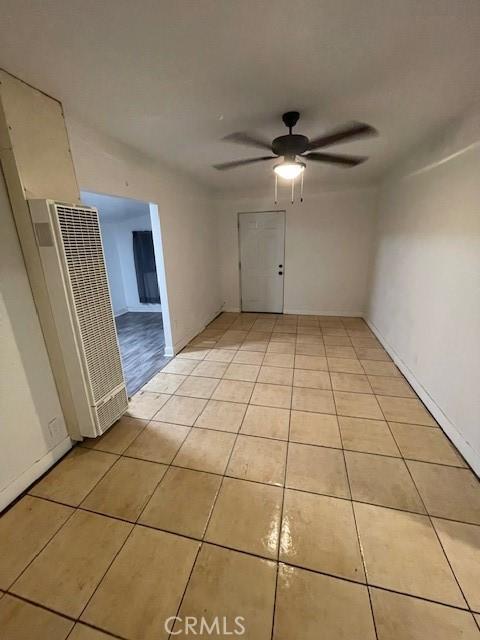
[304,152,367,167]
[213,156,276,170]
[222,132,272,151]
[307,122,377,151]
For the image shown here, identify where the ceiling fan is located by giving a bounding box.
[213,111,377,180]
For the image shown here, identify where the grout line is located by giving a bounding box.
[379,396,473,613]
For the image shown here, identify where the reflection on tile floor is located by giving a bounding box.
[1,312,480,639]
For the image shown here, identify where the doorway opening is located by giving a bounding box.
[81,191,173,396]
[238,211,286,313]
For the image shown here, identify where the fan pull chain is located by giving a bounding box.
[300,171,304,203]
[291,177,294,204]
[274,174,278,205]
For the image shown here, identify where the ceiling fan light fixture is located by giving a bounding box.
[273,160,305,180]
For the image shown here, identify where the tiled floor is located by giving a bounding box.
[1,312,480,639]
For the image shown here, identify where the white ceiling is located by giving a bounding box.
[1,0,479,191]
[81,191,151,223]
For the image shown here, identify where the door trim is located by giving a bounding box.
[237,210,286,314]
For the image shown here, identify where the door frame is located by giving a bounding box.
[237,210,286,314]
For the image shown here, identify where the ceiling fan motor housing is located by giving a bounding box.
[272,134,309,158]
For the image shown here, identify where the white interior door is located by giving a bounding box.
[239,211,285,313]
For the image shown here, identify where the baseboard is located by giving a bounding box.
[0,436,73,512]
[114,308,128,317]
[284,309,365,317]
[364,317,480,477]
[222,307,241,313]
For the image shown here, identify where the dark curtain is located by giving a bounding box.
[132,231,161,303]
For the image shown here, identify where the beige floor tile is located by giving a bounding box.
[240,340,269,353]
[227,435,287,485]
[211,379,254,403]
[175,544,276,639]
[345,451,425,513]
[367,375,415,398]
[274,565,376,640]
[82,416,146,454]
[294,354,328,370]
[293,368,331,389]
[266,341,295,354]
[280,490,365,581]
[232,350,265,365]
[11,511,131,618]
[354,503,465,606]
[377,396,436,426]
[262,352,294,368]
[295,342,326,356]
[390,422,465,466]
[139,467,221,538]
[204,348,235,363]
[296,334,323,346]
[190,360,228,378]
[370,587,479,640]
[153,395,208,425]
[432,518,480,612]
[296,326,321,335]
[0,496,73,590]
[360,360,401,376]
[270,332,297,344]
[407,461,480,525]
[81,457,167,521]
[223,362,260,382]
[29,448,117,506]
[330,372,372,393]
[289,411,341,448]
[81,527,199,640]
[195,399,247,432]
[174,375,219,399]
[125,421,190,463]
[292,387,335,414]
[126,391,171,419]
[286,443,350,498]
[325,345,357,359]
[339,416,401,456]
[334,391,383,420]
[173,428,236,474]
[252,319,276,331]
[206,478,282,558]
[68,624,115,640]
[355,346,391,361]
[323,335,353,346]
[257,365,294,386]
[161,358,199,375]
[0,594,74,640]
[143,372,186,393]
[177,347,211,360]
[322,327,348,336]
[327,357,364,374]
[251,383,292,409]
[240,404,290,440]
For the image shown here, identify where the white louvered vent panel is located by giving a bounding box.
[55,205,124,403]
[95,386,129,433]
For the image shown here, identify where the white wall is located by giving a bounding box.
[217,186,377,315]
[99,220,127,315]
[68,118,222,352]
[116,213,161,313]
[366,106,480,474]
[0,171,70,511]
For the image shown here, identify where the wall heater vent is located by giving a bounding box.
[29,199,128,438]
